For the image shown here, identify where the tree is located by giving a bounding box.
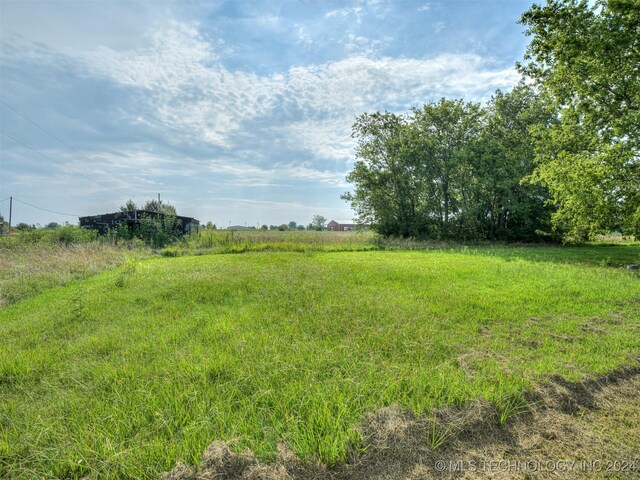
[518,0,640,240]
[45,222,61,229]
[143,199,177,216]
[288,221,297,229]
[309,215,327,231]
[342,112,422,237]
[260,224,268,230]
[343,92,552,241]
[344,102,486,239]
[412,99,484,239]
[476,84,556,240]
[120,199,137,212]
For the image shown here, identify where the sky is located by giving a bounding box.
[0,0,534,228]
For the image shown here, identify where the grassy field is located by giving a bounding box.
[166,229,378,256]
[0,231,148,307]
[1,243,639,479]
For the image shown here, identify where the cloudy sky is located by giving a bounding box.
[0,0,533,227]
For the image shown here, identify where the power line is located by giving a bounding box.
[12,197,79,217]
[0,197,10,203]
[0,129,133,198]
[0,99,138,191]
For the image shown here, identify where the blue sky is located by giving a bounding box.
[0,0,533,227]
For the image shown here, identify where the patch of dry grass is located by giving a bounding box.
[165,365,640,479]
[0,242,148,306]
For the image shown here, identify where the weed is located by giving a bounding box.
[426,417,453,451]
[496,393,530,427]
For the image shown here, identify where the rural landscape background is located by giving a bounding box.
[1,0,639,479]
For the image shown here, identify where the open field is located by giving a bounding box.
[1,244,639,479]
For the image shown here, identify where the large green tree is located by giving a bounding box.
[476,84,556,241]
[342,112,427,237]
[519,0,640,240]
[411,99,484,239]
[343,94,552,241]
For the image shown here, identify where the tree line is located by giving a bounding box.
[343,0,639,242]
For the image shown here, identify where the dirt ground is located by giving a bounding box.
[164,364,640,479]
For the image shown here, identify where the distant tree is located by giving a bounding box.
[16,223,34,231]
[296,224,305,231]
[288,221,297,229]
[143,199,177,216]
[45,222,61,229]
[309,215,327,231]
[120,199,137,212]
[260,224,268,230]
[269,225,278,230]
[278,224,288,231]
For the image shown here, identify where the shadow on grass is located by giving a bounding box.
[407,243,640,270]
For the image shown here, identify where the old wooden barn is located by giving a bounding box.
[79,210,199,236]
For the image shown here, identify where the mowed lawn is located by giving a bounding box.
[1,248,639,479]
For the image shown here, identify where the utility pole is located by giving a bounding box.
[8,196,12,227]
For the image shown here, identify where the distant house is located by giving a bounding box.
[326,220,365,231]
[79,210,199,236]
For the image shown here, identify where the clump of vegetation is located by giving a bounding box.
[343,85,557,242]
[0,224,98,246]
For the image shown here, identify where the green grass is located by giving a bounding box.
[0,242,148,307]
[1,246,639,479]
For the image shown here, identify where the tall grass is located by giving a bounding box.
[0,227,148,307]
[169,229,377,255]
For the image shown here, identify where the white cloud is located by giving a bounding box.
[74,24,519,163]
[8,20,520,175]
[325,7,364,21]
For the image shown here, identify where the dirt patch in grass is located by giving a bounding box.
[164,363,640,479]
